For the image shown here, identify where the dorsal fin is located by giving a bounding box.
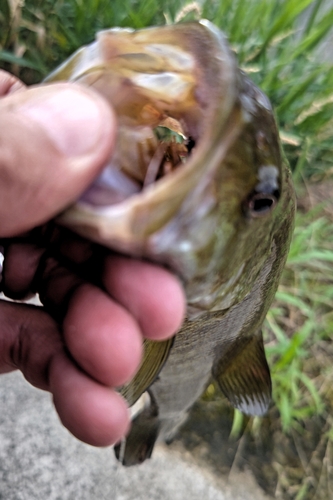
[212,331,271,416]
[120,337,174,407]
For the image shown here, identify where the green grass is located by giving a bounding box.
[1,1,333,498]
[267,205,333,428]
[1,0,333,178]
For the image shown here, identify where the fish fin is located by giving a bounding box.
[114,392,160,466]
[212,331,271,416]
[120,337,174,407]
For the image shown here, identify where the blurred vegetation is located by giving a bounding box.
[1,0,333,498]
[1,0,333,178]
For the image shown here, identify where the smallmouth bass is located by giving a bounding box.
[46,20,296,465]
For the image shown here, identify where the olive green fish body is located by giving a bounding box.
[46,21,296,465]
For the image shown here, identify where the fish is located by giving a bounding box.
[46,20,296,466]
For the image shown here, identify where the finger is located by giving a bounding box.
[0,82,116,237]
[103,256,186,340]
[0,299,63,384]
[64,284,143,387]
[47,228,186,339]
[0,226,95,302]
[49,352,130,446]
[2,229,186,341]
[2,245,143,386]
[1,241,44,299]
[35,255,143,387]
[0,299,130,446]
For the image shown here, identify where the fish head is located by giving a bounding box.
[47,20,294,318]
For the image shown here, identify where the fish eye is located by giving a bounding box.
[244,190,280,218]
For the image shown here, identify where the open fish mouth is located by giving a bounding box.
[82,115,195,206]
[47,20,243,247]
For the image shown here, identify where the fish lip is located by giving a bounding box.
[57,21,244,246]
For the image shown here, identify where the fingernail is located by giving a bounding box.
[19,87,106,157]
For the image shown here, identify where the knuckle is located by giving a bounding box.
[10,305,62,390]
[37,256,84,320]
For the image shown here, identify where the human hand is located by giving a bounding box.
[0,70,185,446]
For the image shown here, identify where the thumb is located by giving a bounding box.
[0,82,116,237]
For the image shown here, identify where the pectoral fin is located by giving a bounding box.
[120,337,174,406]
[212,331,271,416]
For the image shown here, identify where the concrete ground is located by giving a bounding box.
[0,371,270,500]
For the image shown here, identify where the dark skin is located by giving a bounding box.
[0,70,185,446]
